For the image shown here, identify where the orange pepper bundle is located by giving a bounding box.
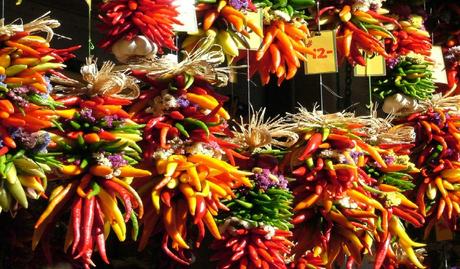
[246,20,313,86]
[98,0,181,53]
[198,1,261,37]
[137,154,252,265]
[210,227,293,269]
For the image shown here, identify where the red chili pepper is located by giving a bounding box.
[75,196,95,259]
[374,233,390,269]
[71,197,83,254]
[102,96,132,105]
[248,244,262,268]
[194,196,207,224]
[169,110,184,120]
[298,133,322,161]
[161,234,190,265]
[57,96,81,106]
[102,180,134,221]
[292,167,307,176]
[94,201,109,264]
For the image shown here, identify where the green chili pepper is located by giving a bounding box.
[175,122,190,138]
[130,211,139,241]
[288,0,316,9]
[12,150,25,160]
[70,120,81,130]
[305,157,314,170]
[235,199,253,209]
[184,73,195,90]
[321,127,330,141]
[184,117,209,137]
[87,182,101,198]
[80,158,89,170]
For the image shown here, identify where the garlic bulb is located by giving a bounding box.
[382,93,419,115]
[111,35,158,63]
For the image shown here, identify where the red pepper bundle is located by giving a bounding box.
[210,227,292,269]
[403,108,460,235]
[387,29,432,58]
[98,0,181,53]
[333,5,399,66]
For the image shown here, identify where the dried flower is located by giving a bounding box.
[229,0,248,10]
[80,108,96,123]
[107,154,128,168]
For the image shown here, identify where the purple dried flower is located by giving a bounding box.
[103,114,119,128]
[254,169,288,190]
[176,97,190,108]
[384,155,395,165]
[387,58,399,70]
[80,108,96,123]
[0,75,5,82]
[10,128,49,151]
[229,0,248,10]
[107,154,128,168]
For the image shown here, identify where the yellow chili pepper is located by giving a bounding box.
[163,206,190,249]
[203,210,221,239]
[435,176,448,198]
[179,183,196,215]
[118,166,152,177]
[98,188,126,241]
[35,182,74,228]
[347,189,385,211]
[293,193,320,211]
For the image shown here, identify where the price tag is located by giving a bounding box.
[236,9,263,50]
[304,30,338,74]
[430,46,448,84]
[172,0,198,33]
[354,54,386,77]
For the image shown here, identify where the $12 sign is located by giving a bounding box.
[304,30,338,74]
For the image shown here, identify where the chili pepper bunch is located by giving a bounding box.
[401,107,460,238]
[246,19,312,86]
[333,4,399,66]
[285,108,426,268]
[0,15,80,213]
[375,53,436,101]
[210,151,295,269]
[386,15,432,58]
[32,95,151,269]
[127,75,254,264]
[98,0,181,53]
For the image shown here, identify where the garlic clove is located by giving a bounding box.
[133,35,156,56]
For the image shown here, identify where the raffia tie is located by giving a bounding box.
[128,37,235,87]
[0,12,60,42]
[52,57,139,100]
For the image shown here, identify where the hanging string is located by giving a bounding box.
[87,0,94,57]
[2,0,4,19]
[246,48,251,120]
[316,0,324,111]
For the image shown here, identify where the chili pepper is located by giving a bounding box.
[75,196,95,259]
[175,122,190,138]
[71,197,83,254]
[298,133,322,161]
[184,117,209,137]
